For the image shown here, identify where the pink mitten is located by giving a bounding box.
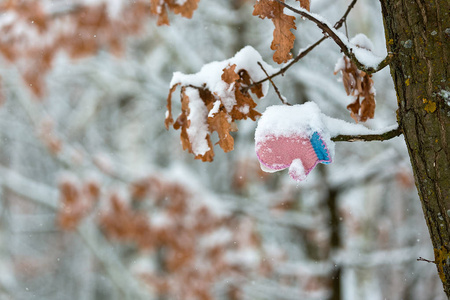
[255,103,333,181]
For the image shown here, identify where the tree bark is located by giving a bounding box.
[379,0,450,297]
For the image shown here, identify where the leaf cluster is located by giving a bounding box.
[335,56,376,122]
[165,64,265,161]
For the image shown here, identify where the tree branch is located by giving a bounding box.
[417,257,436,264]
[275,0,392,75]
[334,0,358,29]
[331,127,402,142]
[257,62,292,106]
[247,0,358,90]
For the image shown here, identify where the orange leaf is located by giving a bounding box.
[239,69,265,99]
[231,88,261,121]
[168,0,201,19]
[336,56,376,122]
[165,83,179,129]
[221,64,240,84]
[297,0,310,11]
[253,0,296,64]
[175,87,193,153]
[195,137,215,162]
[208,110,234,152]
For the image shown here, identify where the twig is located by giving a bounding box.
[275,0,391,75]
[331,127,402,142]
[257,62,292,106]
[247,0,358,90]
[249,37,326,90]
[334,0,358,29]
[417,257,436,264]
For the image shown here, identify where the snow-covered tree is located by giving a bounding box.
[0,0,448,299]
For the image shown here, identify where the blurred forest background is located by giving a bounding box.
[0,0,447,299]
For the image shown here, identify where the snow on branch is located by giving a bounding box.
[275,0,392,74]
[323,116,402,142]
[331,127,402,142]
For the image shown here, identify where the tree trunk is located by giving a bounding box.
[379,0,450,297]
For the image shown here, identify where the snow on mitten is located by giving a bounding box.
[255,103,334,181]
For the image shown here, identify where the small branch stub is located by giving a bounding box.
[331,127,403,142]
[417,257,436,264]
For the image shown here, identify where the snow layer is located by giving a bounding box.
[350,33,374,51]
[184,87,210,155]
[170,46,279,101]
[322,116,398,138]
[254,102,329,143]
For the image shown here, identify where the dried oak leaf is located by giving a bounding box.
[297,0,311,11]
[253,0,297,64]
[150,0,200,25]
[221,64,240,83]
[232,86,261,121]
[239,69,264,99]
[173,86,215,162]
[208,110,234,152]
[150,0,170,26]
[165,64,265,161]
[168,0,201,19]
[57,178,89,230]
[335,56,376,122]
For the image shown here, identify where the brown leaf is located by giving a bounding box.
[336,56,376,122]
[175,87,193,153]
[165,83,179,129]
[253,0,296,64]
[57,176,93,230]
[156,4,170,26]
[208,110,234,152]
[168,0,201,19]
[347,101,361,122]
[196,137,214,162]
[221,64,240,84]
[297,0,310,11]
[232,88,261,121]
[359,93,376,121]
[239,69,264,99]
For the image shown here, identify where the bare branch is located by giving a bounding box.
[257,62,292,106]
[331,127,402,142]
[248,0,358,89]
[275,0,392,75]
[417,257,436,264]
[334,0,358,29]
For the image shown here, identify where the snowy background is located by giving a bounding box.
[0,0,446,299]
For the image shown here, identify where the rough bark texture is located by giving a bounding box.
[379,0,450,297]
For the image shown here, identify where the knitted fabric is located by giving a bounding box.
[256,131,332,181]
